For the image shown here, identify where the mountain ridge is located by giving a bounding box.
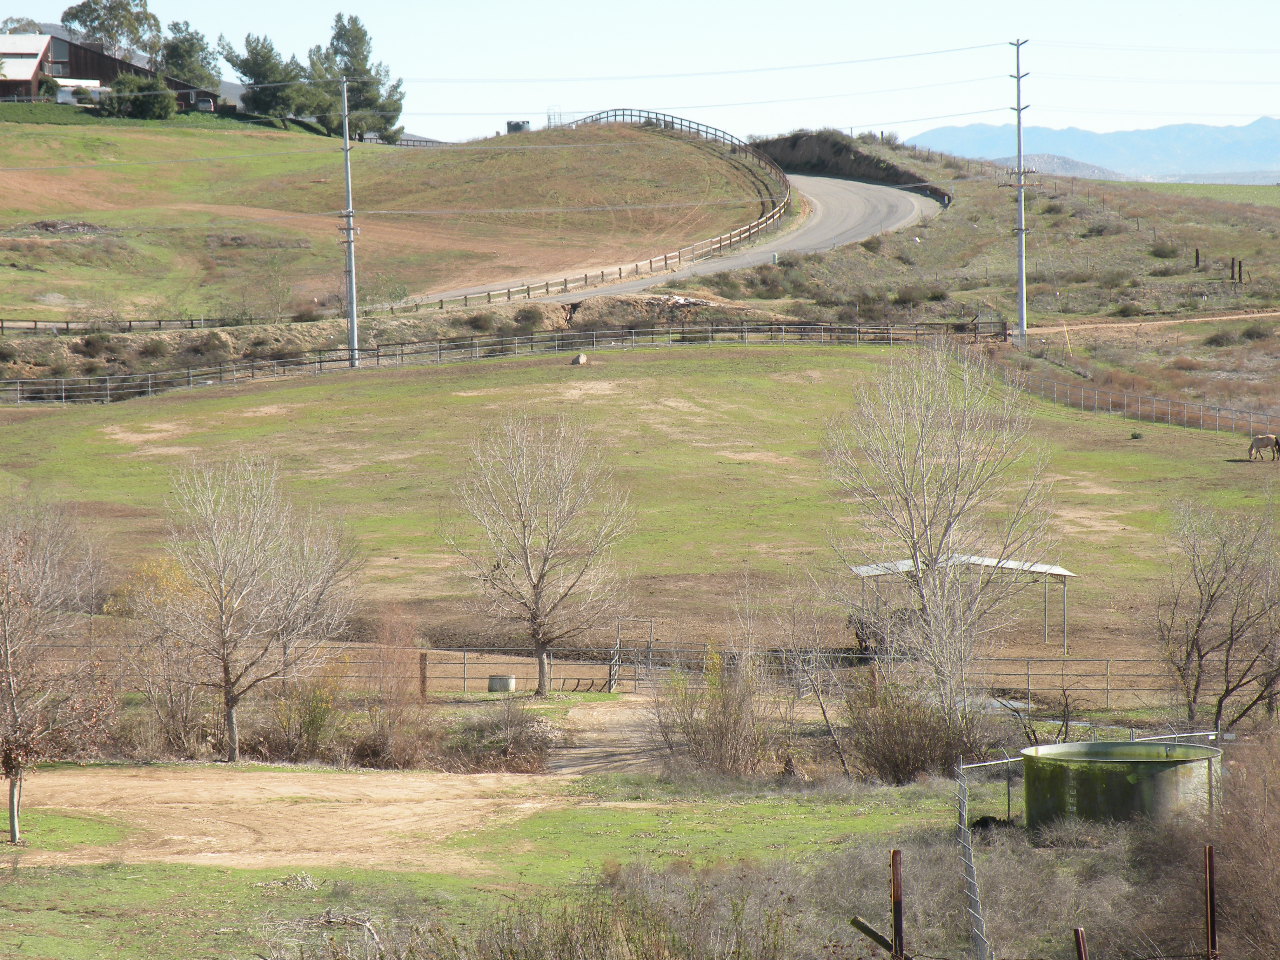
[908,117,1280,178]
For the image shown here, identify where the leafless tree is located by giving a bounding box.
[131,457,360,761]
[0,500,110,843]
[1158,503,1280,728]
[451,415,631,696]
[826,344,1054,729]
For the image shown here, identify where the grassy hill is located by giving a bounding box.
[0,344,1263,657]
[668,131,1280,327]
[0,111,772,323]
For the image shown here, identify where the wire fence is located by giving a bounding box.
[0,320,1008,404]
[1007,365,1280,439]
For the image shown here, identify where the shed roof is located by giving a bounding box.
[848,554,1077,579]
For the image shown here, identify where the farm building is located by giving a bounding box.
[0,33,218,108]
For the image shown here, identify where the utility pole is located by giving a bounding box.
[340,76,359,368]
[1011,39,1029,347]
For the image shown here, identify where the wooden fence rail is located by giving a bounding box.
[0,321,1008,404]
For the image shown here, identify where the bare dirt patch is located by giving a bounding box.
[548,696,662,775]
[102,422,191,446]
[22,766,561,872]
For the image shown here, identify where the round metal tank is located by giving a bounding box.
[1021,741,1220,830]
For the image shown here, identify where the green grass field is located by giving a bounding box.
[0,344,1261,653]
[0,772,1005,960]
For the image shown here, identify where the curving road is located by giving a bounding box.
[540,175,937,302]
[425,176,937,306]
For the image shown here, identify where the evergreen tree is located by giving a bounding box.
[218,33,304,121]
[158,21,218,91]
[311,14,403,143]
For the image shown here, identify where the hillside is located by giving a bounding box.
[664,130,1280,328]
[0,344,1263,660]
[0,112,772,323]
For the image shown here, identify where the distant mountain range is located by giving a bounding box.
[907,117,1280,181]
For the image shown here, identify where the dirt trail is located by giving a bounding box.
[20,698,662,871]
[547,695,663,775]
[1035,308,1280,335]
[21,766,560,872]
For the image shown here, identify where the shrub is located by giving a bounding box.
[1205,330,1237,347]
[98,73,176,120]
[137,338,168,359]
[71,332,112,358]
[464,311,499,333]
[860,235,882,253]
[513,306,543,331]
[844,684,974,784]
[1082,221,1125,238]
[893,283,926,306]
[1114,302,1142,317]
[1041,201,1065,215]
[347,703,445,770]
[1169,355,1202,371]
[1150,240,1179,258]
[0,341,16,364]
[446,700,559,773]
[652,652,784,778]
[1242,322,1270,341]
[1099,269,1132,289]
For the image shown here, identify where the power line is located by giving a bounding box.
[396,43,1006,84]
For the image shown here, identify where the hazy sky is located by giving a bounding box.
[22,0,1280,142]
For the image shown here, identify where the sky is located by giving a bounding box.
[19,0,1280,143]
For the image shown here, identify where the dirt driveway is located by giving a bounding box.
[21,699,659,871]
[21,766,560,872]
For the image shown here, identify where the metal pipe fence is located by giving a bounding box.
[0,321,1008,404]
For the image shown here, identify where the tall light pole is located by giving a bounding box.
[340,76,359,368]
[1011,40,1029,347]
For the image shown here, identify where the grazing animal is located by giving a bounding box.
[1249,435,1280,461]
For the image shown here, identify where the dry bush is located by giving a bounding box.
[843,682,975,784]
[1168,355,1203,371]
[346,702,446,770]
[651,652,785,779]
[445,699,559,773]
[1211,732,1280,957]
[265,892,787,960]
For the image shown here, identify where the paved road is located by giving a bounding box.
[427,175,938,305]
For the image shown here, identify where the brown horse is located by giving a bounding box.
[1249,435,1280,461]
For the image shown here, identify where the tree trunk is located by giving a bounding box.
[535,645,551,697]
[8,770,21,844]
[225,696,240,762]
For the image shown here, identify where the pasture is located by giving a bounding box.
[0,343,1266,657]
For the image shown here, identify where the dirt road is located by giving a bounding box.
[21,766,559,872]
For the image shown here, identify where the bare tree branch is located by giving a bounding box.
[0,500,110,843]
[129,457,360,761]
[826,344,1055,728]
[1158,502,1280,729]
[450,415,631,696]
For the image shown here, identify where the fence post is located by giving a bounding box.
[462,650,468,693]
[1105,660,1112,710]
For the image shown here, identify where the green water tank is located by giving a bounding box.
[1021,741,1220,830]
